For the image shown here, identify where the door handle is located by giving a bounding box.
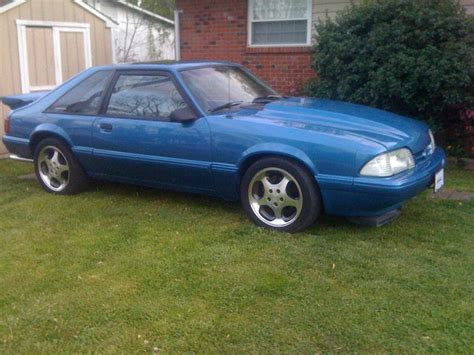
[99,123,113,132]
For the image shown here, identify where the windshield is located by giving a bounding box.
[180,66,278,113]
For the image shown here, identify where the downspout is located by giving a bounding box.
[174,10,182,60]
[110,27,117,64]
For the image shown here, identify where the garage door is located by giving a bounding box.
[17,20,92,93]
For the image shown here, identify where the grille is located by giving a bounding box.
[414,143,434,163]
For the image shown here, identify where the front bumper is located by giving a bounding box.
[318,147,446,218]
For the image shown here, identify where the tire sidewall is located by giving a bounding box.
[34,138,88,195]
[240,157,321,233]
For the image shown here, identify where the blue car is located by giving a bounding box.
[2,61,445,232]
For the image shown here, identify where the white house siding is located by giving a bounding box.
[313,0,474,25]
[87,0,175,63]
[311,0,474,37]
[461,0,474,15]
[312,0,356,25]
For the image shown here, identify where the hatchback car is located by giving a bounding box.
[2,61,445,232]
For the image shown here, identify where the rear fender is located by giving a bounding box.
[29,124,73,152]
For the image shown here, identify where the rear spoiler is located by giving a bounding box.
[0,91,49,110]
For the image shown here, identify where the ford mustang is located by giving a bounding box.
[1,61,445,232]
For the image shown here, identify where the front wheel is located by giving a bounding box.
[240,157,322,233]
[34,138,90,195]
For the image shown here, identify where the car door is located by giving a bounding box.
[44,69,115,172]
[91,70,213,192]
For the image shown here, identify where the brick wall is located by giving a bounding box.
[177,0,474,96]
[177,0,316,95]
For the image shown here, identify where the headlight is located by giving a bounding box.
[360,148,415,177]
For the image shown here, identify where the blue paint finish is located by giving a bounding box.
[0,91,48,110]
[322,147,445,216]
[91,115,213,190]
[2,136,31,157]
[30,123,75,146]
[2,61,446,219]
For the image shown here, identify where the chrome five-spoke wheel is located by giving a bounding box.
[248,167,303,227]
[241,157,322,232]
[37,145,70,192]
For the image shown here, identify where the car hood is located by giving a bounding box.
[242,97,430,154]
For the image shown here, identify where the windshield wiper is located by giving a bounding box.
[209,101,243,113]
[252,95,283,103]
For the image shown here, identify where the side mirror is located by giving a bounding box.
[169,106,197,123]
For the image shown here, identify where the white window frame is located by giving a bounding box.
[247,0,312,48]
[16,20,93,93]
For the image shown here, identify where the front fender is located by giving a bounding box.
[211,143,319,202]
[237,143,318,175]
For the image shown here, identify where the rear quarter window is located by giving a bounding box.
[46,70,113,115]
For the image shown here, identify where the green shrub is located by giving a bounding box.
[305,0,474,137]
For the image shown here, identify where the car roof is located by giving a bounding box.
[96,60,240,71]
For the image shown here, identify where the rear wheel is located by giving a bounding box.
[240,157,322,233]
[34,138,89,195]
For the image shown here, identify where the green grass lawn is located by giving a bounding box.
[0,160,473,353]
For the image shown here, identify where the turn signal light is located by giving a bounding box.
[3,117,9,134]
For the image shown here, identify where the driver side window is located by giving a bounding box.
[105,74,189,121]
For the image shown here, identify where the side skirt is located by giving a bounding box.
[89,172,219,198]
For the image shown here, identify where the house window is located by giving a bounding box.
[248,0,312,46]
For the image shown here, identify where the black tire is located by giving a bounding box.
[34,137,90,195]
[240,156,322,233]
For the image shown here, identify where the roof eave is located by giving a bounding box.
[73,0,119,28]
[115,0,174,26]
